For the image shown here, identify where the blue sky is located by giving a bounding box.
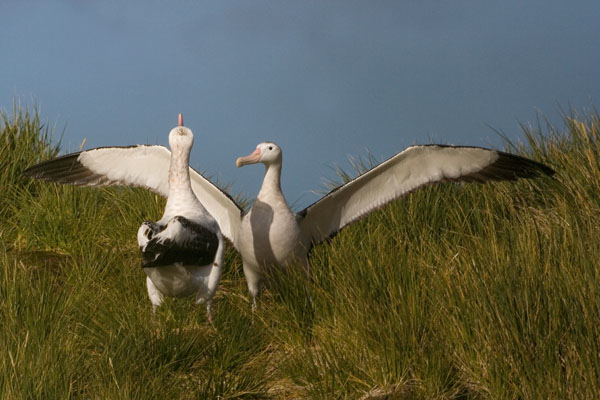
[1,1,599,209]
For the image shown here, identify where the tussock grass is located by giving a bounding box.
[1,105,599,398]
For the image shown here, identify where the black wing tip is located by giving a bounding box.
[23,152,82,175]
[22,165,36,177]
[22,152,88,183]
[422,144,556,179]
[494,151,556,179]
[535,162,556,177]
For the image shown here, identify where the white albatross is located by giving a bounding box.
[24,138,554,308]
[25,114,225,320]
[234,142,554,305]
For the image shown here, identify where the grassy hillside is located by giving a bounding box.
[1,106,598,399]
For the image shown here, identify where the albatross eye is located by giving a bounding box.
[268,146,273,150]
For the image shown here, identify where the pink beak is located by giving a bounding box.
[236,147,262,167]
[178,113,184,127]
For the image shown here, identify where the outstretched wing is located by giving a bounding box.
[299,145,554,246]
[23,145,243,242]
[24,145,172,193]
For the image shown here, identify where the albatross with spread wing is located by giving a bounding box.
[25,136,554,308]
[25,114,225,319]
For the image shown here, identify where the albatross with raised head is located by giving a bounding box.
[25,114,225,320]
[25,137,554,308]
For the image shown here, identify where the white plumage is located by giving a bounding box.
[25,137,554,308]
[25,114,225,319]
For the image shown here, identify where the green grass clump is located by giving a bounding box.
[1,104,599,398]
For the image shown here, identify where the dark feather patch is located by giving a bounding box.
[141,216,219,268]
[23,152,86,182]
[426,145,555,181]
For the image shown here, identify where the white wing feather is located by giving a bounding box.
[78,146,171,194]
[25,145,243,243]
[299,145,552,246]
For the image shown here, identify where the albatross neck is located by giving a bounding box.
[168,144,193,192]
[162,141,208,221]
[257,161,285,203]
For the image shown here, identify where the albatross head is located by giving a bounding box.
[168,113,194,151]
[236,142,281,168]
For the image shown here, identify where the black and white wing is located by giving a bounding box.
[23,145,243,243]
[138,216,220,268]
[299,145,555,246]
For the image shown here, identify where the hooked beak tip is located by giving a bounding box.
[236,148,261,167]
